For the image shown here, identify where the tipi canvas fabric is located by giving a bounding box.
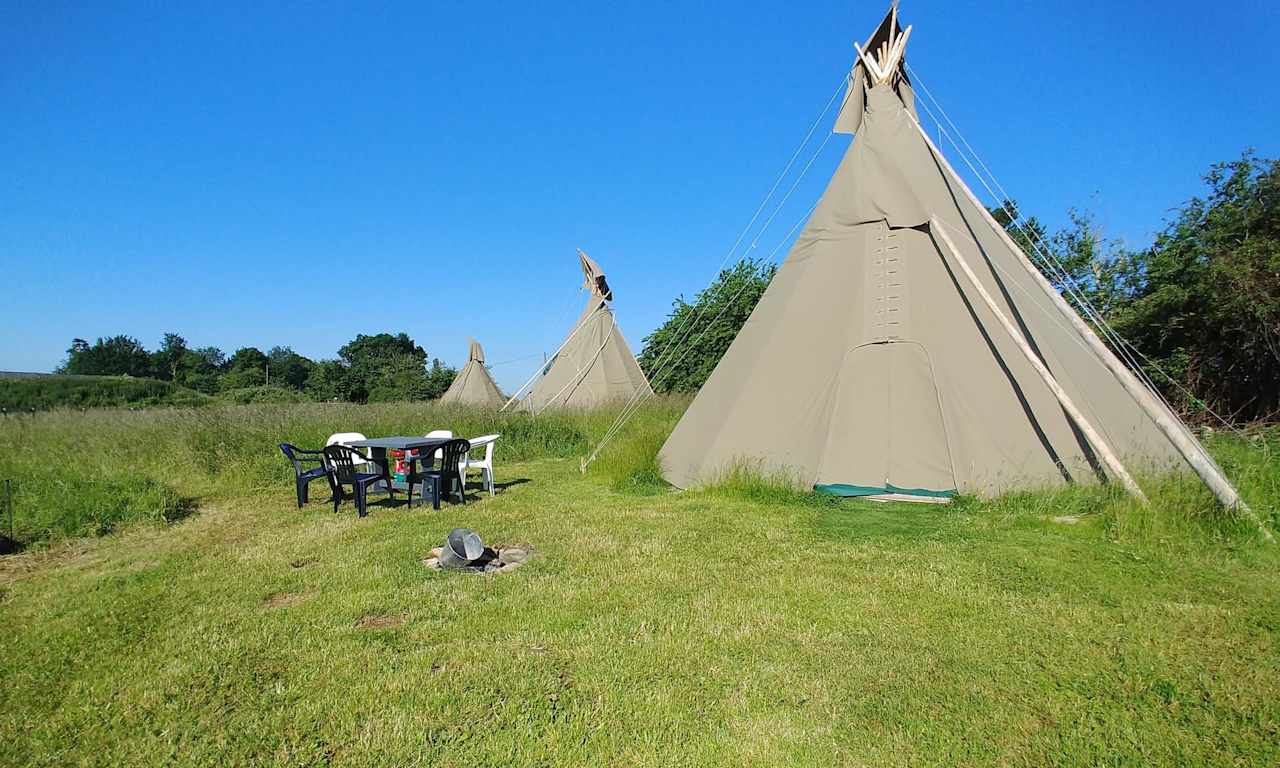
[441,339,505,407]
[659,50,1184,497]
[524,255,652,411]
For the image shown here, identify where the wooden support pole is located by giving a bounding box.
[911,118,1273,540]
[930,217,1149,504]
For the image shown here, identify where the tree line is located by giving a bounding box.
[59,332,457,403]
[639,152,1280,424]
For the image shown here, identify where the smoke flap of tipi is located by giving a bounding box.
[506,251,652,413]
[440,339,505,407]
[656,3,1252,514]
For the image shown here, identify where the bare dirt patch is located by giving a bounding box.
[355,613,406,630]
[263,591,311,609]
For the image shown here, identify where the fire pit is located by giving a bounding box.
[423,528,532,573]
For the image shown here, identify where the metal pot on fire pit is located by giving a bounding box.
[439,528,489,570]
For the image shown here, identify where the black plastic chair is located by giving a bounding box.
[407,438,471,510]
[278,443,330,508]
[324,444,391,517]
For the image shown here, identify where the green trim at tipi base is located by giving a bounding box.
[814,483,957,500]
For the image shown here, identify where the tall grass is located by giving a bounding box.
[590,400,688,493]
[2,397,1275,550]
[0,397,690,547]
[0,376,210,411]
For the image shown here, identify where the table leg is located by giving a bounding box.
[371,447,393,494]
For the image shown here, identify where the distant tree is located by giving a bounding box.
[169,346,225,394]
[989,201,1132,319]
[60,335,153,377]
[267,346,314,390]
[219,347,269,390]
[989,153,1280,421]
[1111,152,1280,420]
[338,333,424,367]
[988,199,1048,266]
[424,358,457,399]
[305,360,353,402]
[638,258,777,393]
[366,356,427,402]
[190,346,226,370]
[153,332,188,381]
[339,333,430,402]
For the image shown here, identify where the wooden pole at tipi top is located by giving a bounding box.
[898,41,1271,540]
[847,5,1271,538]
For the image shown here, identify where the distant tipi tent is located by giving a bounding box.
[659,4,1246,510]
[440,339,505,407]
[515,251,652,412]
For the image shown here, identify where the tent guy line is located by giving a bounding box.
[586,200,819,466]
[908,72,1245,503]
[929,216,1147,502]
[619,89,851,431]
[906,62,1236,441]
[907,107,1264,532]
[505,251,651,415]
[621,74,850,416]
[607,2,1268,536]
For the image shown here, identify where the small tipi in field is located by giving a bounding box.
[513,251,651,413]
[658,3,1245,510]
[440,339,505,407]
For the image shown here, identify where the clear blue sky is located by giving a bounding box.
[3,1,1278,391]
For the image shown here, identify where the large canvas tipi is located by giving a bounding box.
[520,251,652,412]
[440,339,505,407]
[659,5,1244,507]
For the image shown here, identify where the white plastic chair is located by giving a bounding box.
[461,434,499,496]
[424,429,453,461]
[326,431,379,489]
[326,432,373,469]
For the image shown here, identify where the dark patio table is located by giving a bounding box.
[346,436,450,496]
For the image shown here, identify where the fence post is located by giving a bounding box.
[0,479,14,554]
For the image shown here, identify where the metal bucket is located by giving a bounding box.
[439,528,486,570]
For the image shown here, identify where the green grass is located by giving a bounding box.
[0,399,689,547]
[0,404,1278,765]
[0,375,211,411]
[215,385,314,405]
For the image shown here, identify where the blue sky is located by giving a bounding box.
[3,0,1278,391]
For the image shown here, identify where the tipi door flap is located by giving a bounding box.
[817,341,956,495]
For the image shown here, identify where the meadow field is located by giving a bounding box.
[0,402,1277,766]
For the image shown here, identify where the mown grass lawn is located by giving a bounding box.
[2,452,1277,766]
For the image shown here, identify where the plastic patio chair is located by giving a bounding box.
[278,443,330,507]
[461,434,500,496]
[326,432,373,469]
[424,429,453,460]
[401,429,452,470]
[406,438,471,510]
[324,444,390,517]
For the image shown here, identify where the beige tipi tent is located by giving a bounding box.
[514,251,652,412]
[440,339,505,407]
[659,4,1247,510]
